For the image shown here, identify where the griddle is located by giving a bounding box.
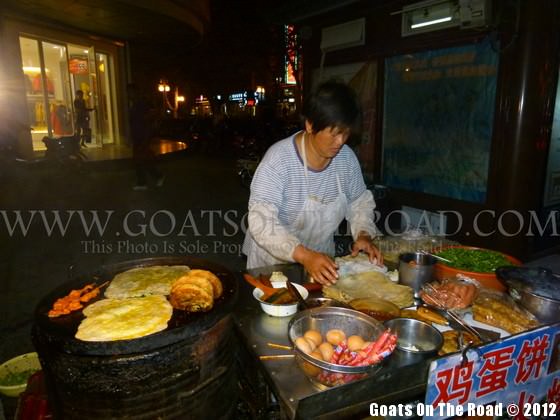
[34,256,238,356]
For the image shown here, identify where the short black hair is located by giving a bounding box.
[302,81,360,133]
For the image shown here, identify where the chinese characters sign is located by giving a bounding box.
[425,323,560,419]
[382,41,498,203]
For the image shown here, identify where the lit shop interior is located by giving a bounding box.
[18,36,120,151]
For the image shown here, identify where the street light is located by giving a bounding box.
[157,80,184,118]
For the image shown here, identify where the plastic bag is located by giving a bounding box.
[420,277,480,309]
[472,289,539,334]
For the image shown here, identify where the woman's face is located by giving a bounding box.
[307,122,351,159]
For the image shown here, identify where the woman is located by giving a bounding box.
[243,81,383,285]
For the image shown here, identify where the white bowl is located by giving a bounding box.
[253,281,309,317]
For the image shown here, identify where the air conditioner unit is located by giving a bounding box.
[400,0,489,36]
[321,18,365,52]
[459,0,491,28]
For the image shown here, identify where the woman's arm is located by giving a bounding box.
[347,189,383,264]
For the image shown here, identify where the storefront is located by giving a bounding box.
[0,17,127,157]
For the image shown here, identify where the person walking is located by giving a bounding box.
[74,90,93,147]
[128,83,164,190]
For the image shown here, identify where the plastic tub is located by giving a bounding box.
[433,246,521,291]
[0,352,41,397]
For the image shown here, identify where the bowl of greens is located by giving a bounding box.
[433,246,521,291]
[0,352,41,397]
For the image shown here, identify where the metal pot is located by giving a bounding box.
[508,287,560,324]
[496,266,560,324]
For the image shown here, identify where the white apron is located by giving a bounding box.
[245,133,348,268]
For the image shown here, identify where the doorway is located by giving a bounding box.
[19,37,118,151]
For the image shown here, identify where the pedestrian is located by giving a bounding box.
[242,81,383,285]
[128,83,164,190]
[73,90,93,147]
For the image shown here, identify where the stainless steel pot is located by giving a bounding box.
[496,266,560,324]
[508,287,560,324]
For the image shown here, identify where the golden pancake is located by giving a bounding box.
[187,269,223,298]
[76,295,173,341]
[169,283,214,312]
[105,265,190,298]
[172,275,214,298]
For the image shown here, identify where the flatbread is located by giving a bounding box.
[76,295,173,341]
[323,271,414,308]
[105,265,190,298]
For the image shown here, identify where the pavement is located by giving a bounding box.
[0,144,251,413]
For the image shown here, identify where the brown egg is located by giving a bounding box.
[318,342,334,362]
[305,337,317,351]
[304,329,323,347]
[326,329,346,346]
[309,350,324,361]
[347,335,365,352]
[295,336,312,354]
[361,341,372,350]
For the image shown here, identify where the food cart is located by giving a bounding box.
[235,259,560,419]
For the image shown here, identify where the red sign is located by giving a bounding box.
[69,58,88,75]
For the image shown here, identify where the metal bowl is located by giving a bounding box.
[384,318,443,365]
[298,297,350,310]
[288,307,390,388]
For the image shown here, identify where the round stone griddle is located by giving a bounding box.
[34,256,238,356]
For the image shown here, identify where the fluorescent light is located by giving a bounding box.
[411,16,453,28]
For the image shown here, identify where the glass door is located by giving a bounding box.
[95,52,115,144]
[42,41,73,137]
[68,44,99,147]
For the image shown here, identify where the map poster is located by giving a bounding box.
[382,40,498,203]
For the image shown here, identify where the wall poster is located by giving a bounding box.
[382,40,498,202]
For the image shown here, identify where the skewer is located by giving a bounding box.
[419,250,452,264]
[259,354,294,360]
[267,342,292,350]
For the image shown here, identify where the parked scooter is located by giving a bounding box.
[42,135,87,166]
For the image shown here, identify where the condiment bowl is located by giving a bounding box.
[253,281,308,317]
[0,352,41,397]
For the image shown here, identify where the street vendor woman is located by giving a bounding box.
[243,81,383,285]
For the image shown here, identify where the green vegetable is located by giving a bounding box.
[435,248,511,273]
[0,369,37,387]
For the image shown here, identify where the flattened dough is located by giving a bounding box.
[105,265,190,298]
[76,295,173,341]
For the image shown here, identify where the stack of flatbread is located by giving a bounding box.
[169,269,223,312]
[324,270,414,308]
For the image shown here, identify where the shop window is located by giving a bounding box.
[42,42,73,137]
[543,68,560,207]
[19,37,47,147]
[382,40,498,203]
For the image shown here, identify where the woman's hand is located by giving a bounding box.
[293,245,338,286]
[351,232,384,265]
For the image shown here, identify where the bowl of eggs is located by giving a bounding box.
[288,307,397,388]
